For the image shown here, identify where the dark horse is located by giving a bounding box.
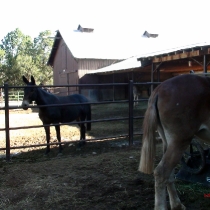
[22,76,91,154]
[139,74,210,210]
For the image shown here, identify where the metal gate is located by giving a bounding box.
[0,81,160,161]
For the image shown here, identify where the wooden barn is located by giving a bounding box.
[47,25,139,100]
[47,26,161,101]
[48,25,210,101]
[88,41,210,100]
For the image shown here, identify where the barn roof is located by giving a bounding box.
[137,41,210,61]
[48,25,210,68]
[47,26,159,65]
[88,56,140,74]
[88,41,210,74]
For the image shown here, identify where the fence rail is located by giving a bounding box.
[0,81,159,161]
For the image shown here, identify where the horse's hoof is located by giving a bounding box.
[44,149,50,156]
[79,141,86,147]
[172,204,186,210]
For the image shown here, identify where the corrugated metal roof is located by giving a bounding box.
[57,28,159,60]
[61,31,130,59]
[88,56,140,74]
[87,41,210,74]
[137,41,210,60]
[48,25,210,68]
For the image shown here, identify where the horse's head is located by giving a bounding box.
[22,75,37,110]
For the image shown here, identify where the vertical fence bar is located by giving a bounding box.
[128,80,133,145]
[4,83,10,161]
[203,54,207,74]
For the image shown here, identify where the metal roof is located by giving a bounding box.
[88,56,140,74]
[48,27,161,63]
[87,41,210,75]
[48,26,210,68]
[137,41,210,61]
[60,29,149,60]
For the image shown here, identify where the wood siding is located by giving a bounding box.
[53,39,79,96]
[52,37,122,99]
[78,59,121,79]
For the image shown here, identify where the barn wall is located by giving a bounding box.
[78,59,122,101]
[94,69,174,101]
[97,72,132,101]
[78,59,121,78]
[53,39,79,96]
[52,40,122,99]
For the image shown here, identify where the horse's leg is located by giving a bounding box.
[55,125,63,153]
[79,122,86,146]
[157,125,167,154]
[44,125,51,154]
[167,169,186,210]
[78,114,86,148]
[154,143,186,210]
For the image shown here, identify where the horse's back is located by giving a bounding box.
[153,74,210,142]
[67,94,89,103]
[58,94,90,122]
[156,74,210,113]
[39,93,90,124]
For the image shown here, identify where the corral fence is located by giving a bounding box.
[0,81,160,161]
[0,90,24,107]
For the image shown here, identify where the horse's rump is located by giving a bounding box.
[139,74,210,174]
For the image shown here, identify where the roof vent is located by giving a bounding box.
[77,24,94,33]
[143,31,158,38]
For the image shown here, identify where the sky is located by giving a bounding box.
[1,0,210,53]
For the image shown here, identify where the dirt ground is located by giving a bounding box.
[0,104,210,210]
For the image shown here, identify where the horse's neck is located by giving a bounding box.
[35,88,56,105]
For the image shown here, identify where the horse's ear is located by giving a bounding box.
[22,76,29,84]
[31,76,36,85]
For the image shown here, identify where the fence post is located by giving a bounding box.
[128,80,133,145]
[4,83,10,161]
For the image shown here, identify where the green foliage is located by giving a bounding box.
[0,28,53,86]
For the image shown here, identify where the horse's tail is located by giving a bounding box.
[139,92,158,174]
[86,104,91,131]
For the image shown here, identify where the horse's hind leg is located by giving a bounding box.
[167,169,186,210]
[55,125,63,154]
[154,143,186,210]
[79,123,86,147]
[44,126,51,154]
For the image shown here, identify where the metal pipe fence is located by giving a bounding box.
[0,81,160,161]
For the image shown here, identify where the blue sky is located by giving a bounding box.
[1,0,210,44]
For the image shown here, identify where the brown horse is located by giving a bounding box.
[139,74,210,210]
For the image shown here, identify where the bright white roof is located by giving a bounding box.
[59,28,159,59]
[59,26,210,61]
